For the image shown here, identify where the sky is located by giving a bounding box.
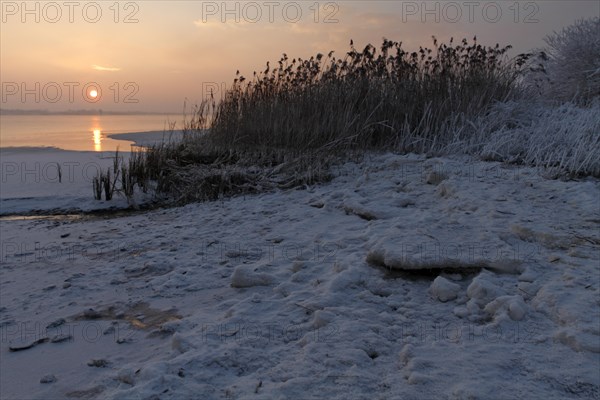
[1,0,598,113]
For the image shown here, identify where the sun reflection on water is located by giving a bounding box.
[93,129,102,151]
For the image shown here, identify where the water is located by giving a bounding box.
[0,114,178,152]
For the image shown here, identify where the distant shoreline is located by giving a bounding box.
[0,109,175,116]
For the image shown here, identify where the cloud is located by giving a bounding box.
[92,65,121,72]
[192,17,280,31]
[193,19,248,30]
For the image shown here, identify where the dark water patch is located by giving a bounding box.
[0,202,164,222]
[72,301,181,331]
[368,262,482,281]
[366,252,484,281]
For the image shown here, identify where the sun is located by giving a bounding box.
[89,89,98,98]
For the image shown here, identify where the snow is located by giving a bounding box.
[108,130,184,148]
[1,151,599,399]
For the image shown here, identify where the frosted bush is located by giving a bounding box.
[542,18,600,105]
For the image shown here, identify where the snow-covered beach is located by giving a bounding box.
[1,151,598,399]
[3,2,599,398]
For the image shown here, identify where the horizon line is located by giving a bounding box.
[0,108,179,116]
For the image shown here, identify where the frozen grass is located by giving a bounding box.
[460,99,600,178]
[108,132,340,205]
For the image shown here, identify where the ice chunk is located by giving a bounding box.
[312,310,335,329]
[466,276,503,305]
[483,295,528,321]
[429,276,461,302]
[231,266,275,288]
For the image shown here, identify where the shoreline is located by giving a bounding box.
[0,130,182,154]
[107,130,184,148]
[0,131,175,216]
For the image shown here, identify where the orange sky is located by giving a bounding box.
[1,1,598,112]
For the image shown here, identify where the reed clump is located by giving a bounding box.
[208,37,531,153]
[98,37,531,204]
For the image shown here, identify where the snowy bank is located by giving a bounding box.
[1,152,598,399]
